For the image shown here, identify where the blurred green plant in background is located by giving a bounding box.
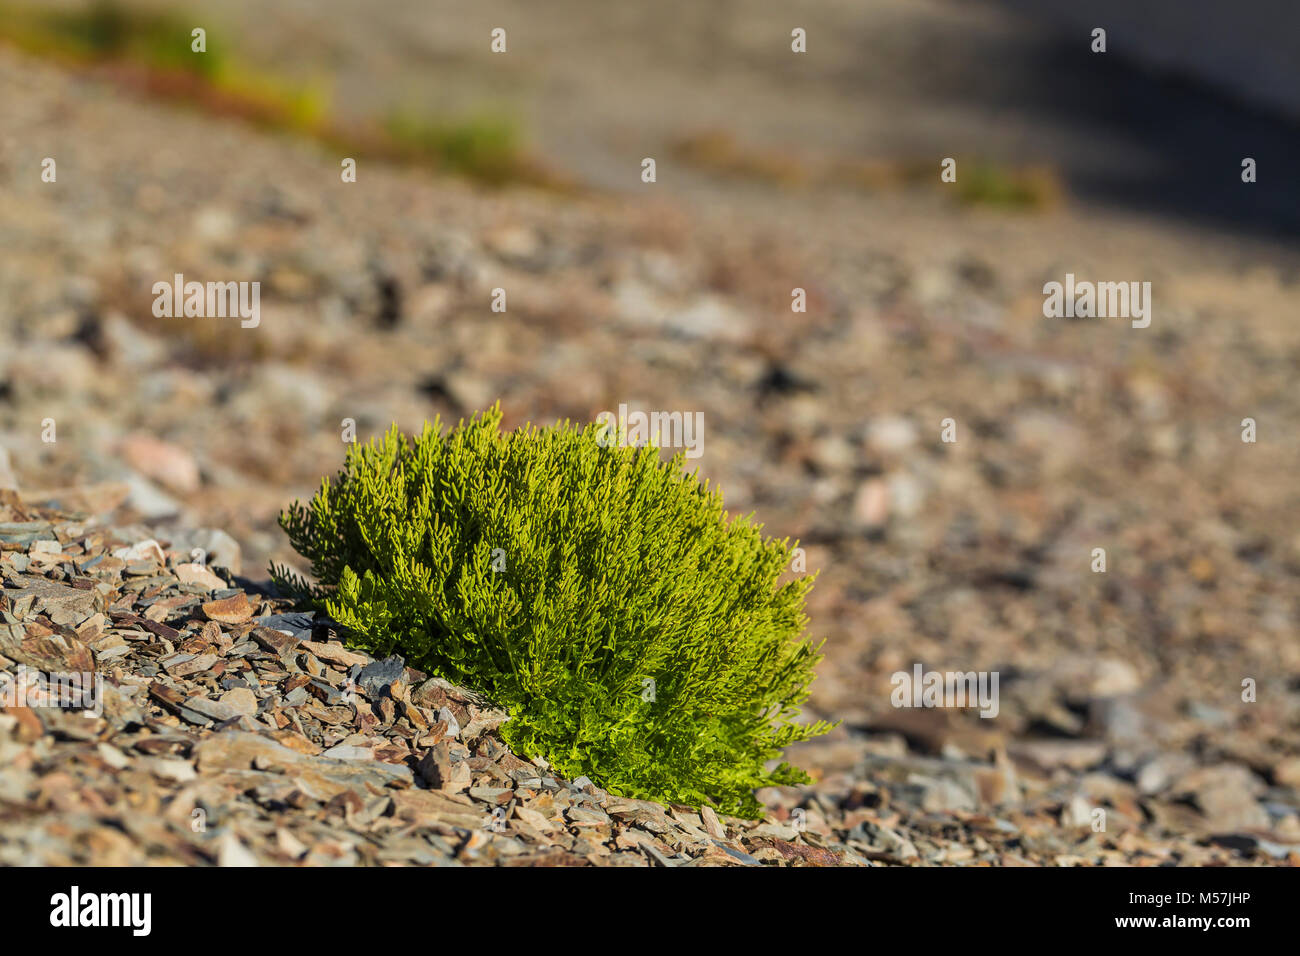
[0,0,549,187]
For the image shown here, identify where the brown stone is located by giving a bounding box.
[299,640,369,668]
[0,622,95,673]
[202,593,252,624]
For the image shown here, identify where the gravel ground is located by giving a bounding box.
[1,34,1299,865]
[0,506,1286,865]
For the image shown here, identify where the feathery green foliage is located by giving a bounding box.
[272,406,831,816]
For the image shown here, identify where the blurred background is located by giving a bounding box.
[2,0,1298,842]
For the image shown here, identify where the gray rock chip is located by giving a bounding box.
[255,612,320,640]
[0,521,54,546]
[358,654,406,695]
[183,696,245,723]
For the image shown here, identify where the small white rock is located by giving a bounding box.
[438,706,462,738]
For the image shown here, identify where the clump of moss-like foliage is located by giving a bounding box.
[271,406,830,816]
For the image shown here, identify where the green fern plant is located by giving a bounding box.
[271,405,831,816]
